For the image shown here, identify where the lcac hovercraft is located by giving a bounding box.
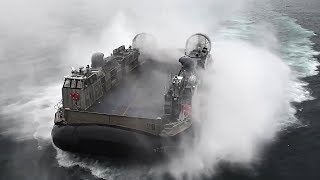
[52,33,212,155]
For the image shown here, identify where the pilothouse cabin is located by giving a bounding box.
[61,46,140,112]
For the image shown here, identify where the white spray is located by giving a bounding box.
[163,40,292,179]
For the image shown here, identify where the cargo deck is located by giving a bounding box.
[88,60,179,119]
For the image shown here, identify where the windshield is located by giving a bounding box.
[63,79,71,88]
[76,80,83,89]
[71,79,77,88]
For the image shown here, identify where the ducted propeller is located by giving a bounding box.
[185,33,211,58]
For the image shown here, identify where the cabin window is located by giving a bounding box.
[76,80,83,89]
[71,79,77,88]
[63,79,71,88]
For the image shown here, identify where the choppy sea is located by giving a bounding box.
[0,0,319,179]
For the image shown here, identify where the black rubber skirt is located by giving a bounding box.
[52,125,190,156]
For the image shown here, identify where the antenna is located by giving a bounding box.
[71,67,76,74]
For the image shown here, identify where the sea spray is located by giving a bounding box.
[162,40,292,179]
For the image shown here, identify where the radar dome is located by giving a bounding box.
[91,52,104,68]
[132,33,156,52]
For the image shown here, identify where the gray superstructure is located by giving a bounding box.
[52,33,212,154]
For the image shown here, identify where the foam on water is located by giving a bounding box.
[214,11,318,112]
[0,84,61,143]
[56,147,155,180]
[273,15,319,108]
[277,16,319,77]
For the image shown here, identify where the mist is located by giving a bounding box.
[0,0,258,135]
[162,40,292,178]
[0,0,299,179]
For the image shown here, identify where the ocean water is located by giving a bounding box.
[0,0,320,179]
